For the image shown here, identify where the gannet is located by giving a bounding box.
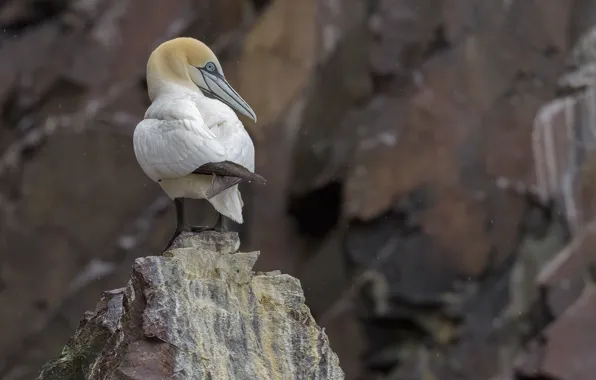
[133,37,266,250]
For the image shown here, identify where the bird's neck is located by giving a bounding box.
[147,76,206,102]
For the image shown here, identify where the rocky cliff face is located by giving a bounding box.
[2,1,596,380]
[37,232,343,380]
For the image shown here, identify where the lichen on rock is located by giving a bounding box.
[37,231,344,380]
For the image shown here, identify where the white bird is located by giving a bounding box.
[133,37,266,250]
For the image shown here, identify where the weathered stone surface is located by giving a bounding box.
[37,232,344,380]
[538,222,596,317]
[532,88,596,233]
[514,287,596,380]
[334,1,576,379]
[490,11,596,380]
[369,0,442,77]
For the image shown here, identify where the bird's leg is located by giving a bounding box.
[163,200,228,241]
[190,225,213,232]
[214,213,228,232]
[175,197,185,229]
[189,213,227,232]
[163,198,187,252]
[189,203,216,233]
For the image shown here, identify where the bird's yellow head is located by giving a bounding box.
[146,37,256,122]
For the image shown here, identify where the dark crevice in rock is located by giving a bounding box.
[344,188,462,377]
[519,199,558,245]
[479,193,567,377]
[514,194,563,343]
[345,187,431,270]
[357,277,462,376]
[523,195,570,249]
[371,72,395,94]
[288,181,343,240]
[521,286,555,345]
[481,190,569,283]
[555,83,588,98]
[0,1,69,36]
[421,25,451,61]
[350,183,572,378]
[391,186,432,223]
[250,0,272,13]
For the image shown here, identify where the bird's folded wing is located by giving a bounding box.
[134,118,227,181]
[193,161,267,184]
[205,176,242,199]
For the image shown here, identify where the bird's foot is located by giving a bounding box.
[163,227,185,252]
[163,225,215,252]
[162,219,228,253]
[189,225,215,233]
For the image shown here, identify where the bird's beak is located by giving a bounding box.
[198,69,257,122]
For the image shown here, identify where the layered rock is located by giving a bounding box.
[3,1,596,379]
[37,231,343,380]
[489,22,596,380]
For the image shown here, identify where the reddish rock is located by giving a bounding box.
[516,287,596,380]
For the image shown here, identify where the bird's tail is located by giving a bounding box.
[208,184,244,224]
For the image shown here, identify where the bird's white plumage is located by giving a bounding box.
[133,88,255,224]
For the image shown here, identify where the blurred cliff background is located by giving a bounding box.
[2,0,596,379]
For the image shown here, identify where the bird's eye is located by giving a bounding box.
[205,62,216,72]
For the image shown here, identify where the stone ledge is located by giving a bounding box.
[37,231,344,380]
